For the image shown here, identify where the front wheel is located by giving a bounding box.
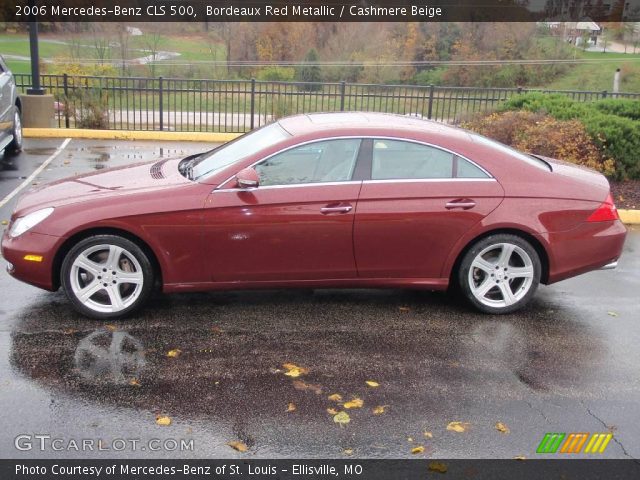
[458,234,541,314]
[61,235,154,319]
[6,109,23,155]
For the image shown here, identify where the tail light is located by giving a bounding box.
[587,193,619,222]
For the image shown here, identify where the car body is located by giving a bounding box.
[0,55,23,155]
[1,112,627,318]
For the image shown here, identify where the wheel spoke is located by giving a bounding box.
[78,280,103,302]
[117,271,143,285]
[509,266,534,279]
[106,245,124,269]
[497,244,515,268]
[74,254,102,275]
[106,285,125,311]
[473,278,496,299]
[498,282,517,306]
[472,257,495,274]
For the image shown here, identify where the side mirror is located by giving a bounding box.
[235,167,259,189]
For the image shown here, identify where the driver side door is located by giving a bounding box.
[202,138,363,283]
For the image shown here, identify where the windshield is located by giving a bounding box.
[469,133,551,172]
[192,123,290,180]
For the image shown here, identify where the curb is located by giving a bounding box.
[23,128,241,143]
[619,210,640,225]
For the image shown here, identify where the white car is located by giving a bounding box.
[0,55,23,155]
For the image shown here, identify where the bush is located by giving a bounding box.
[463,111,615,176]
[257,67,295,81]
[500,93,640,179]
[414,68,445,86]
[73,89,109,129]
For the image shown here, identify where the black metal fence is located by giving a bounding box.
[15,74,640,133]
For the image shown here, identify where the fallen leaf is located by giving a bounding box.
[293,380,322,394]
[343,397,364,409]
[104,324,117,332]
[129,378,141,387]
[282,363,308,378]
[513,455,526,461]
[333,411,350,425]
[407,437,414,442]
[365,380,380,388]
[343,448,353,455]
[63,328,78,335]
[155,415,171,426]
[328,393,343,402]
[373,405,386,415]
[399,306,410,312]
[411,446,425,454]
[428,461,448,473]
[167,349,182,358]
[211,326,224,334]
[287,402,297,412]
[1,220,8,226]
[63,160,71,165]
[607,311,619,317]
[495,422,510,434]
[424,431,433,439]
[446,421,470,433]
[327,408,339,415]
[227,441,248,452]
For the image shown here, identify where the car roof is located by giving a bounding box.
[277,112,470,139]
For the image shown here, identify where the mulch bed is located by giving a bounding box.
[610,180,640,210]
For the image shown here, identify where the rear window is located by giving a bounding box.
[469,133,552,172]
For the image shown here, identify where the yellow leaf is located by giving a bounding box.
[167,349,182,358]
[333,411,350,425]
[343,397,364,409]
[1,220,8,225]
[155,415,171,426]
[495,422,510,434]
[104,324,117,332]
[446,421,469,433]
[407,437,413,442]
[328,393,343,402]
[607,311,618,317]
[424,431,433,439]
[227,441,248,452]
[399,306,410,312]
[411,446,425,454]
[282,363,308,378]
[327,408,339,415]
[428,461,448,473]
[365,380,380,388]
[373,405,386,415]
[514,455,526,461]
[343,448,353,455]
[129,378,141,387]
[287,402,296,412]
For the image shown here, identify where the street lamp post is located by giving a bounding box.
[27,21,45,95]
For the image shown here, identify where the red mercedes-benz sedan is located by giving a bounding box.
[2,113,627,318]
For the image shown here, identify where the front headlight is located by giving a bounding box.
[9,208,55,238]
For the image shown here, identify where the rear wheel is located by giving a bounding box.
[458,234,541,314]
[61,235,154,319]
[6,109,23,155]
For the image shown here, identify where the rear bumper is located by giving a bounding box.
[544,219,627,284]
[1,229,61,291]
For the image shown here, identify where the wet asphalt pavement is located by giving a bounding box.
[0,139,639,460]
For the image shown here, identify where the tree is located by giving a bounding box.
[296,49,322,91]
[143,26,165,77]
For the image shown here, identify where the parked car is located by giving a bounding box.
[1,112,626,319]
[0,55,23,155]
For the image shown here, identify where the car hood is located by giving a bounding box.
[14,158,191,215]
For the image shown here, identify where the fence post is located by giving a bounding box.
[250,78,256,130]
[340,81,346,111]
[63,73,69,129]
[601,90,608,99]
[159,76,164,131]
[427,85,434,120]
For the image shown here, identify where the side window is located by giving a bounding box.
[255,139,361,186]
[372,140,454,180]
[456,157,490,178]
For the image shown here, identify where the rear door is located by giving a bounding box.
[203,138,363,282]
[354,139,504,279]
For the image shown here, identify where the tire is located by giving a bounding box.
[6,108,23,155]
[458,234,541,314]
[61,235,154,319]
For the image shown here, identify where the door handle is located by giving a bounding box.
[321,204,353,214]
[445,199,476,210]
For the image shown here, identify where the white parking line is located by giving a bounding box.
[0,138,72,210]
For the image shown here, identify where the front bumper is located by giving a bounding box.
[1,229,62,291]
